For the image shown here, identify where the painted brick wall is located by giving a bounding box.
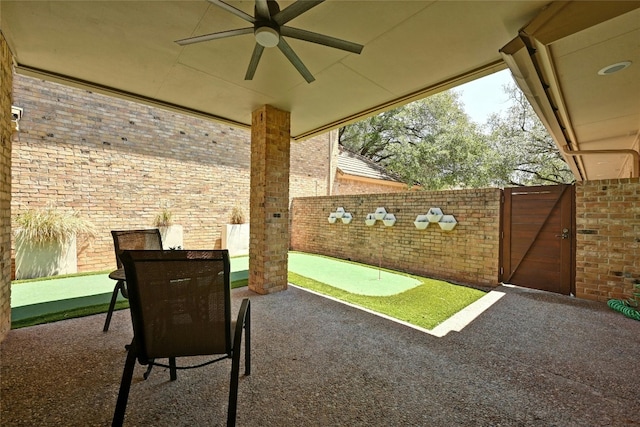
[575,178,640,302]
[0,33,13,340]
[11,75,330,273]
[291,188,502,287]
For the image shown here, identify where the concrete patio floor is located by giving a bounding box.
[2,284,639,426]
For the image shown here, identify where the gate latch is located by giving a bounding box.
[556,228,570,239]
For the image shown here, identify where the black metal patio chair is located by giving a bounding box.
[112,249,250,427]
[103,229,163,332]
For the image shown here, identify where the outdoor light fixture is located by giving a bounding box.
[597,61,632,76]
[255,26,280,48]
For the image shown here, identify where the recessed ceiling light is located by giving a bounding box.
[598,61,632,75]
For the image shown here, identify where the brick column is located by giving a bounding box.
[249,105,290,294]
[0,33,14,341]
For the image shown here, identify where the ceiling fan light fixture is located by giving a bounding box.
[597,61,632,76]
[255,26,280,48]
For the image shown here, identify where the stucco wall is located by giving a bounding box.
[0,33,13,340]
[575,178,640,302]
[291,188,502,287]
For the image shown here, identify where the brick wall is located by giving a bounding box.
[291,136,330,199]
[249,106,290,294]
[11,75,331,273]
[0,33,13,340]
[333,175,408,195]
[575,178,640,302]
[291,188,502,287]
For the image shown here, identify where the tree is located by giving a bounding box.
[339,82,575,189]
[339,91,499,190]
[338,108,403,163]
[486,84,575,186]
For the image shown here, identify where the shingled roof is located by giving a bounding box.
[337,147,403,183]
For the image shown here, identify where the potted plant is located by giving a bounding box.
[14,207,96,279]
[221,205,250,256]
[154,208,183,249]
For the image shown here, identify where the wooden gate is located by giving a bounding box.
[500,184,575,295]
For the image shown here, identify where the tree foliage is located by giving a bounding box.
[338,82,575,189]
[486,84,575,186]
[340,91,498,190]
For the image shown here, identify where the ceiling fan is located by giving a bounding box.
[176,0,364,83]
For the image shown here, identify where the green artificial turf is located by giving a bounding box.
[11,273,249,329]
[288,252,421,296]
[288,269,485,330]
[11,269,113,285]
[10,253,484,331]
[11,300,130,329]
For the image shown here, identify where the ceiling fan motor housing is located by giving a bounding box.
[255,23,280,48]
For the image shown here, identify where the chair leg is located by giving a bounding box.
[112,340,137,427]
[228,349,241,427]
[169,357,177,381]
[103,281,124,332]
[142,362,154,380]
[244,302,251,376]
[228,299,250,427]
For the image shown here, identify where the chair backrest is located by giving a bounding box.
[119,250,232,364]
[111,229,163,269]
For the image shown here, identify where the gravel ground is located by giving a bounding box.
[2,284,639,426]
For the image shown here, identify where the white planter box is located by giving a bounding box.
[158,225,184,249]
[383,213,396,227]
[15,234,77,280]
[438,215,458,231]
[426,207,443,223]
[365,214,376,226]
[335,207,345,218]
[328,213,338,223]
[221,223,249,256]
[341,212,353,224]
[374,207,387,220]
[414,215,429,229]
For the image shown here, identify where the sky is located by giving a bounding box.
[455,69,516,125]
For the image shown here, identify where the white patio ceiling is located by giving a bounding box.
[2,1,638,180]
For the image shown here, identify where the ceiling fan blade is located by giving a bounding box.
[254,0,271,20]
[207,0,256,23]
[245,43,265,80]
[273,0,324,25]
[277,38,315,83]
[175,27,253,46]
[280,27,363,54]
